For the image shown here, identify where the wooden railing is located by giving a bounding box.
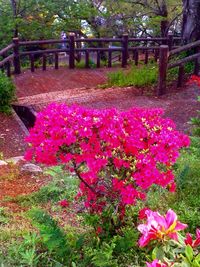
[0,34,182,95]
[168,40,200,87]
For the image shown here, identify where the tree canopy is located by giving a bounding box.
[0,0,199,46]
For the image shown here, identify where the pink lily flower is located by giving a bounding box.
[185,229,200,248]
[138,209,187,247]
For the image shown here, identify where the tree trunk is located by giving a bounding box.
[182,0,200,42]
[160,20,169,37]
[10,0,18,37]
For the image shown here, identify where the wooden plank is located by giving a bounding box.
[177,64,184,87]
[20,48,69,56]
[169,39,200,56]
[96,51,101,68]
[55,52,59,69]
[0,55,13,67]
[122,34,128,68]
[108,51,112,67]
[157,45,169,95]
[13,38,21,74]
[30,54,35,72]
[135,50,139,65]
[85,51,90,68]
[42,54,47,71]
[69,34,75,69]
[145,50,148,64]
[19,39,69,46]
[168,52,200,69]
[0,44,14,56]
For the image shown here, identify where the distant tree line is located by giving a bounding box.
[0,0,199,48]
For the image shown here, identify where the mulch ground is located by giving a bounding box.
[0,163,51,212]
[0,112,27,158]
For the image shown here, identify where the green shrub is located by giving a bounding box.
[190,96,200,136]
[107,64,157,87]
[76,58,96,69]
[0,71,15,114]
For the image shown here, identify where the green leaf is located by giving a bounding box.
[152,246,164,261]
[185,245,194,262]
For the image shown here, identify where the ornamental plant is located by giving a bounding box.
[137,209,200,267]
[25,104,189,229]
[0,71,15,114]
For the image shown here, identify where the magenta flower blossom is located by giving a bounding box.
[138,209,187,247]
[185,229,200,248]
[146,259,168,267]
[59,199,69,208]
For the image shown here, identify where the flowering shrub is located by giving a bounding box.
[138,209,200,267]
[25,104,189,217]
[188,75,200,87]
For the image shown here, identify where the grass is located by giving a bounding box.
[106,63,158,88]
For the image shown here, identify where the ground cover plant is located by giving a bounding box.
[106,64,157,88]
[0,89,200,266]
[0,71,15,114]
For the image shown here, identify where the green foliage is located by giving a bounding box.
[14,166,79,206]
[0,207,9,225]
[0,232,42,267]
[28,208,71,264]
[190,97,200,137]
[168,50,195,82]
[107,64,157,88]
[0,71,15,114]
[76,58,97,69]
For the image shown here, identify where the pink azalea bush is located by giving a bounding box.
[25,103,190,216]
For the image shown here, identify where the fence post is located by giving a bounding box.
[121,34,128,67]
[157,45,169,96]
[13,37,21,74]
[69,33,75,69]
[194,46,200,75]
[168,33,174,51]
[177,64,184,87]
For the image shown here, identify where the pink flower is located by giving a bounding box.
[59,199,69,208]
[146,259,168,267]
[138,209,187,247]
[138,207,150,220]
[185,229,200,248]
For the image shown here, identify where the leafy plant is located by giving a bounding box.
[76,58,97,69]
[28,208,71,264]
[0,207,9,224]
[0,71,15,114]
[190,96,200,137]
[106,64,157,87]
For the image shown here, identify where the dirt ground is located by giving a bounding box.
[0,163,51,212]
[1,67,200,159]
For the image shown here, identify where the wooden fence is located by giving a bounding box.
[0,34,182,95]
